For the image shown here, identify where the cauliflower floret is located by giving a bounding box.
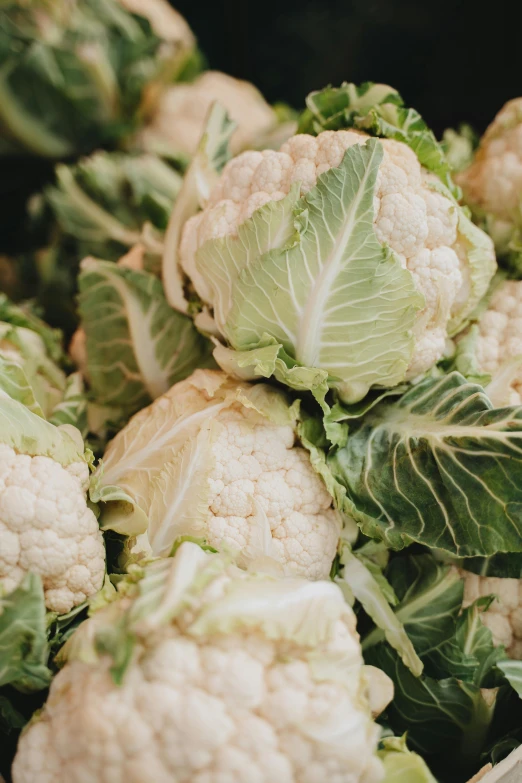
[459,98,522,254]
[181,129,485,380]
[98,370,341,580]
[0,445,105,613]
[473,280,522,404]
[459,568,522,659]
[138,71,278,159]
[13,544,388,783]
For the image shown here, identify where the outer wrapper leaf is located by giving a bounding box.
[221,139,422,404]
[328,372,522,557]
[78,258,213,418]
[298,81,459,196]
[366,644,497,779]
[0,574,51,692]
[0,393,86,466]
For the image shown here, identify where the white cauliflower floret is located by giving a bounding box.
[98,370,341,580]
[473,280,522,405]
[181,129,481,379]
[459,98,522,254]
[13,544,389,783]
[0,444,105,613]
[459,569,522,659]
[138,71,278,159]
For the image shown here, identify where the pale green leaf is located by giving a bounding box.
[163,103,237,312]
[0,393,85,466]
[78,258,213,416]
[340,548,423,676]
[225,139,423,404]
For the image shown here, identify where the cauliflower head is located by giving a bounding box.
[13,542,390,783]
[471,279,522,405]
[459,568,522,660]
[139,71,279,160]
[93,369,342,579]
[179,124,495,403]
[0,446,104,614]
[0,394,105,614]
[458,98,522,268]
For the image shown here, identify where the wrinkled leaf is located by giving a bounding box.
[328,372,522,557]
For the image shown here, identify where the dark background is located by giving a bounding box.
[174,0,520,136]
[2,0,521,257]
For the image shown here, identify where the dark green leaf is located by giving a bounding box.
[328,373,522,557]
[367,643,496,778]
[0,574,52,692]
[364,554,463,655]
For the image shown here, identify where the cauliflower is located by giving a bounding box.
[458,569,522,660]
[0,395,105,614]
[469,279,522,405]
[138,71,280,159]
[93,369,342,579]
[117,0,195,51]
[458,98,522,267]
[178,121,495,403]
[12,542,391,783]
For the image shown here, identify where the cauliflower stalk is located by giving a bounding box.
[0,394,105,614]
[458,98,522,273]
[13,542,392,783]
[168,82,496,406]
[92,369,343,579]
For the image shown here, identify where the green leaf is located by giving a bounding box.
[0,294,64,363]
[49,372,88,435]
[46,152,182,262]
[366,643,497,776]
[458,554,522,579]
[197,186,300,335]
[298,81,458,196]
[0,392,86,466]
[425,598,506,687]
[163,102,237,313]
[0,356,45,416]
[363,554,463,656]
[498,660,522,699]
[224,139,422,404]
[0,693,26,734]
[328,372,522,557]
[379,736,438,783]
[0,0,184,158]
[340,548,423,676]
[78,259,214,417]
[0,574,52,692]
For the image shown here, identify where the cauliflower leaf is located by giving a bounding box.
[328,372,522,557]
[77,258,213,418]
[214,139,423,404]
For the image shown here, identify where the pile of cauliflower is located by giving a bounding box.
[4,1,522,775]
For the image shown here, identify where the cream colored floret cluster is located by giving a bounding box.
[0,445,105,613]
